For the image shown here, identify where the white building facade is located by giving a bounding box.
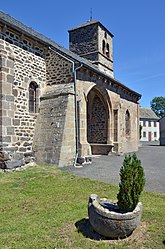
[140,108,159,142]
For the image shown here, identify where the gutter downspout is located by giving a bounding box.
[49,46,83,167]
[73,63,83,166]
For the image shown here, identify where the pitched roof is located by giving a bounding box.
[0,10,140,99]
[68,19,114,37]
[140,108,159,120]
[69,20,99,31]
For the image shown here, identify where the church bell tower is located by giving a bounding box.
[68,20,114,77]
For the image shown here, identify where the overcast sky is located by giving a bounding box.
[1,0,165,107]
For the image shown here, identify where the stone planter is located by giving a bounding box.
[88,194,142,238]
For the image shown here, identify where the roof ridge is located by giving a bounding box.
[0,10,140,98]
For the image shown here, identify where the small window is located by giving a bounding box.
[154,132,157,137]
[104,32,107,39]
[102,40,105,54]
[143,121,146,127]
[154,121,157,127]
[106,43,109,58]
[143,131,146,137]
[29,82,38,113]
[125,110,131,136]
[148,121,151,127]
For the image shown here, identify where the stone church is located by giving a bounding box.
[0,11,141,168]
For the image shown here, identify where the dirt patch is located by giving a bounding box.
[57,223,76,247]
[75,218,148,247]
[122,222,148,248]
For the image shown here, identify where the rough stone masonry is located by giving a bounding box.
[0,11,141,168]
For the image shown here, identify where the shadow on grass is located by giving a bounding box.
[75,218,115,241]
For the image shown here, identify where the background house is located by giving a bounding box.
[159,116,165,145]
[140,108,159,142]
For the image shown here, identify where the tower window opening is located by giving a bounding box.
[102,40,105,55]
[106,43,110,58]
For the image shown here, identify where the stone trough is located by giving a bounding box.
[88,194,142,239]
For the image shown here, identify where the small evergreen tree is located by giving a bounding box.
[139,124,143,139]
[117,154,145,212]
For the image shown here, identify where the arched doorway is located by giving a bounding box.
[87,87,109,144]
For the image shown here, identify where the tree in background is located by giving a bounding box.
[150,97,165,118]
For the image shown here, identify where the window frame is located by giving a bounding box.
[29,81,38,113]
[125,110,131,137]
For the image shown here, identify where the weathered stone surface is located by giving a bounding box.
[88,194,142,238]
[69,21,113,77]
[0,151,10,169]
[6,95,14,101]
[0,13,140,169]
[5,159,25,169]
[7,74,14,83]
[33,91,73,166]
[7,127,14,135]
[0,151,10,161]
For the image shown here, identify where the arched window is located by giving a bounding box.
[29,82,38,113]
[87,94,108,144]
[102,40,105,54]
[106,43,110,58]
[125,110,131,136]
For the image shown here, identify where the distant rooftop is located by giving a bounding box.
[140,108,159,120]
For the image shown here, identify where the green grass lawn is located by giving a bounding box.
[0,165,165,249]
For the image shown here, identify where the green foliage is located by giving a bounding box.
[150,96,165,118]
[117,154,145,212]
[0,165,164,248]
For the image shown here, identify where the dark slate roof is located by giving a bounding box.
[68,19,114,37]
[140,108,159,120]
[0,10,141,98]
[69,20,99,30]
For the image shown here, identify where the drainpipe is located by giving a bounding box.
[49,47,83,167]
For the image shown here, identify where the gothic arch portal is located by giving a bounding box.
[87,87,111,144]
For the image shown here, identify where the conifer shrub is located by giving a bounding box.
[117,153,145,212]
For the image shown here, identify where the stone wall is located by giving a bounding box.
[118,99,139,153]
[69,24,98,56]
[46,51,73,85]
[33,89,73,166]
[33,51,77,167]
[69,22,114,77]
[0,38,46,168]
[98,25,113,63]
[0,24,46,58]
[0,15,140,168]
[76,68,140,155]
[0,39,15,167]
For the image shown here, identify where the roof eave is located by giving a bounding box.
[0,10,140,98]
